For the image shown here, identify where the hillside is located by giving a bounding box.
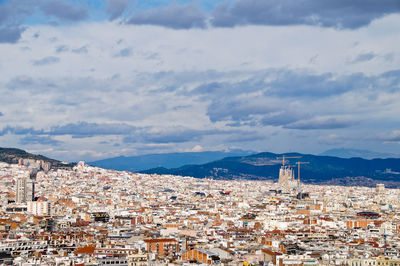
[0,147,75,169]
[141,152,400,188]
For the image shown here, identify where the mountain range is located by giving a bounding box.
[89,150,252,172]
[141,152,400,188]
[90,148,400,172]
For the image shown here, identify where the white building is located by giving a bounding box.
[27,200,50,216]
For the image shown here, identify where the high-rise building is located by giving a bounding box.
[15,175,35,203]
[15,177,25,203]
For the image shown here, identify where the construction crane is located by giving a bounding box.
[277,155,301,167]
[296,161,310,184]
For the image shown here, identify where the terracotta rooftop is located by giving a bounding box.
[74,246,95,255]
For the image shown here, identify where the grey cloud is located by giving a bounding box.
[0,112,3,117]
[0,27,25,43]
[380,69,400,77]
[210,2,237,27]
[138,69,232,91]
[190,69,398,105]
[207,92,358,130]
[114,48,132,57]
[185,78,267,101]
[72,46,88,54]
[124,127,231,144]
[202,69,400,128]
[318,134,346,145]
[7,75,34,89]
[226,132,265,143]
[0,122,139,140]
[206,95,307,129]
[185,70,370,100]
[350,52,376,64]
[261,111,304,127]
[144,129,205,143]
[0,0,33,43]
[150,85,178,94]
[226,121,258,127]
[211,0,400,29]
[39,0,88,21]
[20,46,31,51]
[124,129,196,144]
[0,126,44,136]
[56,45,69,53]
[7,75,81,93]
[2,65,398,156]
[19,135,62,146]
[173,105,191,111]
[207,97,275,123]
[127,3,206,29]
[384,53,395,63]
[146,52,160,60]
[0,1,26,24]
[284,117,357,130]
[186,82,222,96]
[32,56,60,66]
[377,70,400,94]
[48,122,137,138]
[266,71,369,98]
[107,0,131,21]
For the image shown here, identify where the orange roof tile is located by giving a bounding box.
[74,246,95,254]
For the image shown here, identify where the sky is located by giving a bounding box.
[0,0,400,162]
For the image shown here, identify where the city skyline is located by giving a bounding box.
[0,0,400,162]
[1,159,399,265]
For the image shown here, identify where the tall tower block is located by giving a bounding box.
[15,175,35,203]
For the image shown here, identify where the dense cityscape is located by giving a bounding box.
[1,1,400,265]
[0,159,400,265]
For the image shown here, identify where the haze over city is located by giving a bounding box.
[0,0,399,162]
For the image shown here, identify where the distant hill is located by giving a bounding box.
[0,147,75,169]
[88,150,252,172]
[320,148,399,159]
[141,152,400,188]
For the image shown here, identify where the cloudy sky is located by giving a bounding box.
[0,0,399,162]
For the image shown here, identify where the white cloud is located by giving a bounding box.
[191,145,203,152]
[0,15,399,161]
